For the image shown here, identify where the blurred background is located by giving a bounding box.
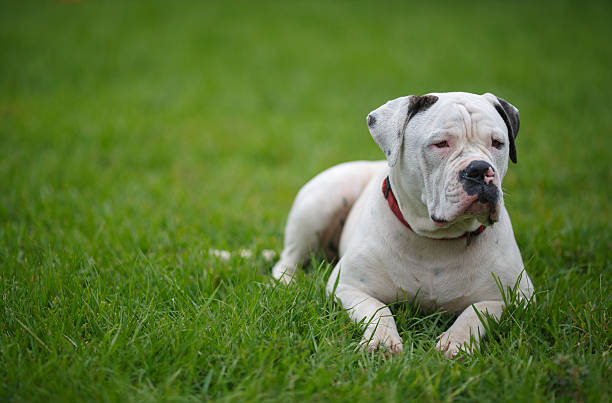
[1,0,610,273]
[2,1,611,249]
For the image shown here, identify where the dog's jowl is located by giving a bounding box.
[272,92,534,358]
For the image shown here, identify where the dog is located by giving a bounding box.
[272,92,534,358]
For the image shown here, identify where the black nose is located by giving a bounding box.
[463,160,494,181]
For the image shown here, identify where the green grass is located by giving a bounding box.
[1,0,611,401]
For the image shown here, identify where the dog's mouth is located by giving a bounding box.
[464,199,499,225]
[456,163,500,224]
[431,197,500,227]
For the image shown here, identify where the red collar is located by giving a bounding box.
[382,176,485,244]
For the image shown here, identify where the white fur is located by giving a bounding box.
[272,92,534,358]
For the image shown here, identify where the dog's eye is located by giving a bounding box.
[434,140,449,148]
[492,139,504,149]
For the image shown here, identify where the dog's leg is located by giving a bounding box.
[271,185,341,283]
[272,161,385,284]
[271,210,320,284]
[435,300,504,358]
[333,285,403,354]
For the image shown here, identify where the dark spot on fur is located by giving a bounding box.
[408,95,439,119]
[367,114,376,127]
[342,198,348,207]
[402,95,439,133]
[493,97,520,163]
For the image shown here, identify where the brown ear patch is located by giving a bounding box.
[402,95,439,133]
[407,95,439,122]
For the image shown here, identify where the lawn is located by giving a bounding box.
[1,1,611,401]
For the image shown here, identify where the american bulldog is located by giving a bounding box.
[272,92,534,358]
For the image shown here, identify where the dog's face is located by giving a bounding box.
[367,92,520,229]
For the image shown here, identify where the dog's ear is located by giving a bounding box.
[367,95,438,167]
[484,93,520,164]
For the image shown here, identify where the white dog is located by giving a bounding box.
[272,92,534,358]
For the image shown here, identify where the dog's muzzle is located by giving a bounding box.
[458,160,499,220]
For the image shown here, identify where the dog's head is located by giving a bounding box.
[367,92,520,235]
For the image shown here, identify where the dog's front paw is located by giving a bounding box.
[361,327,403,355]
[435,331,477,359]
